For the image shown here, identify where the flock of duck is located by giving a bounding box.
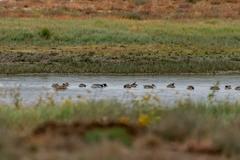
[51,82,240,91]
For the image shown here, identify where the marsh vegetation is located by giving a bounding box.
[0,18,239,74]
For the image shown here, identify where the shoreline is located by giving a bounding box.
[1,71,240,76]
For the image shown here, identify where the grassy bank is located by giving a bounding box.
[2,100,240,159]
[0,18,239,74]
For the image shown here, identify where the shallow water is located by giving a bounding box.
[0,74,240,105]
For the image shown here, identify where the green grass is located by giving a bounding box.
[0,18,239,74]
[0,18,239,47]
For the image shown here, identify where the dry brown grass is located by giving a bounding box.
[0,0,239,19]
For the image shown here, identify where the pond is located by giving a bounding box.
[0,74,240,105]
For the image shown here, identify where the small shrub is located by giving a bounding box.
[39,28,51,39]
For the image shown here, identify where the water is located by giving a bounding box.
[0,74,240,105]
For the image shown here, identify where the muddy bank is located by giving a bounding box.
[0,45,239,74]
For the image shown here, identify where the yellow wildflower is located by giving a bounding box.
[138,114,150,126]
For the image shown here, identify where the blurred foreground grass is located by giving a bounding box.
[1,99,240,159]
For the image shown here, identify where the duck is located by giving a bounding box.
[167,83,175,88]
[225,85,232,90]
[235,86,240,90]
[210,86,220,90]
[52,83,68,91]
[51,83,59,88]
[102,83,108,87]
[91,84,103,88]
[187,85,194,90]
[131,82,138,88]
[91,83,108,88]
[123,84,132,89]
[62,82,69,87]
[144,84,156,89]
[56,85,68,90]
[79,83,87,88]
